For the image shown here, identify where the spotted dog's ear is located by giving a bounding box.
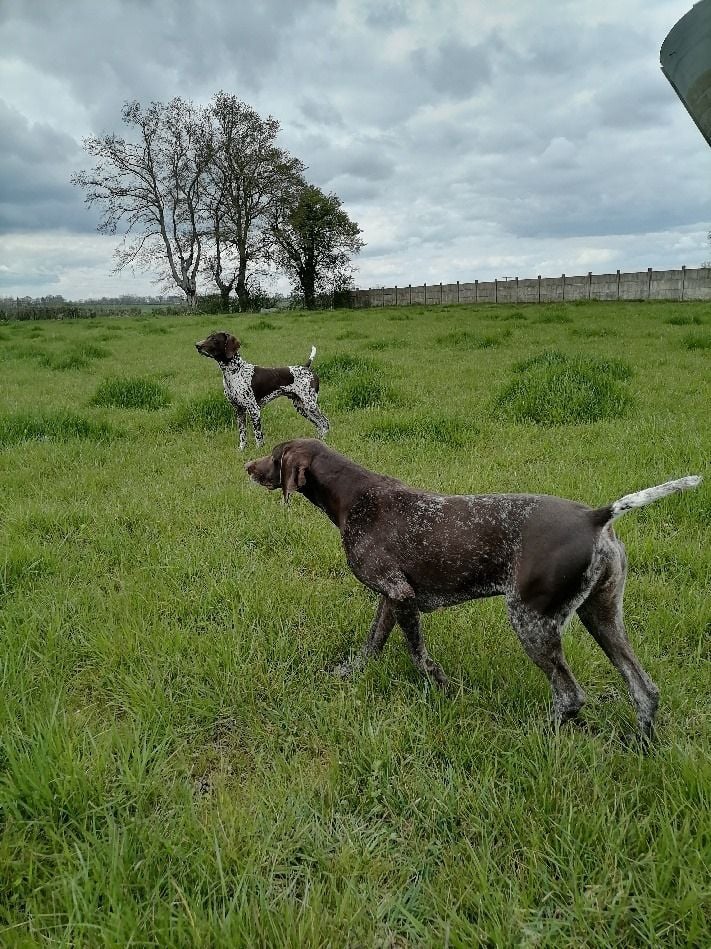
[281,450,308,504]
[224,334,240,359]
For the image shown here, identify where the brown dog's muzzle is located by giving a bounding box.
[245,456,280,489]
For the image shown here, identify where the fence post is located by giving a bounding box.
[440,281,443,304]
[537,275,541,303]
[424,282,427,305]
[457,280,460,304]
[395,285,398,306]
[475,279,478,303]
[382,287,385,308]
[588,271,592,300]
[515,276,519,303]
[495,278,498,304]
[409,284,412,305]
[647,268,652,300]
[562,273,565,302]
[681,265,686,302]
[616,269,620,300]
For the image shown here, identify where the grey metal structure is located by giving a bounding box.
[660,0,711,147]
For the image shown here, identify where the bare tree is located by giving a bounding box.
[72,98,209,308]
[270,184,364,309]
[203,93,305,311]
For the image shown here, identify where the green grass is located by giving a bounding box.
[91,376,172,410]
[497,352,634,425]
[0,301,709,945]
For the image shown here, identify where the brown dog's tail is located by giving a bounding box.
[303,345,317,369]
[592,475,702,525]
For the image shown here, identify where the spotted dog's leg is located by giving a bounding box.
[506,596,586,724]
[577,549,659,739]
[333,596,395,678]
[293,398,330,439]
[233,407,247,451]
[245,399,264,447]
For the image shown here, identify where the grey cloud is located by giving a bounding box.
[0,100,94,233]
[299,98,344,128]
[364,0,411,30]
[413,39,493,99]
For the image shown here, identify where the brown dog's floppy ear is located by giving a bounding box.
[224,334,240,359]
[281,450,307,504]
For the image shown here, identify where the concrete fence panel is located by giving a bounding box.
[353,266,711,307]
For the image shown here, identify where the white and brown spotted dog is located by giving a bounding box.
[195,332,329,450]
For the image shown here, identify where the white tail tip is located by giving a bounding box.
[610,474,702,519]
[309,345,317,361]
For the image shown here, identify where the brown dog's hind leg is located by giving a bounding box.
[577,557,659,739]
[507,596,586,724]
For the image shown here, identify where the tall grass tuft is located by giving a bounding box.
[1,546,54,598]
[366,412,478,447]
[247,319,276,331]
[171,393,234,431]
[91,377,172,410]
[497,352,633,424]
[335,372,400,410]
[535,306,573,324]
[0,410,116,448]
[665,314,704,326]
[436,329,511,348]
[37,343,110,370]
[681,332,711,350]
[316,352,381,383]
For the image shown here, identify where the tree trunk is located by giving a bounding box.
[301,268,316,310]
[219,286,231,311]
[235,257,249,312]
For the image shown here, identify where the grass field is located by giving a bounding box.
[0,300,709,946]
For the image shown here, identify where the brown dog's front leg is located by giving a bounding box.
[390,592,448,689]
[333,595,395,678]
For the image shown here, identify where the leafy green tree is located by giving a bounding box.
[270,185,363,309]
[201,93,305,311]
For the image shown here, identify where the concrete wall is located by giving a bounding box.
[353,267,711,308]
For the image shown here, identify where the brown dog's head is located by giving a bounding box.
[245,440,316,503]
[195,331,240,363]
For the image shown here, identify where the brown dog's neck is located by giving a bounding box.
[301,454,375,530]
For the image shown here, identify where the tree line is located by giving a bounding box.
[72,94,364,310]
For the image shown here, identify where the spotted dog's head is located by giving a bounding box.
[195,331,240,363]
[245,440,315,503]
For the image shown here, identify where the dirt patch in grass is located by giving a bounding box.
[90,377,172,410]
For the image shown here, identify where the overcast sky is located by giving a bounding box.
[1,0,709,300]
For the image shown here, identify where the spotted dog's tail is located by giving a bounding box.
[303,345,317,369]
[592,475,702,524]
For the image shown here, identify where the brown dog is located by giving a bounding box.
[246,438,701,736]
